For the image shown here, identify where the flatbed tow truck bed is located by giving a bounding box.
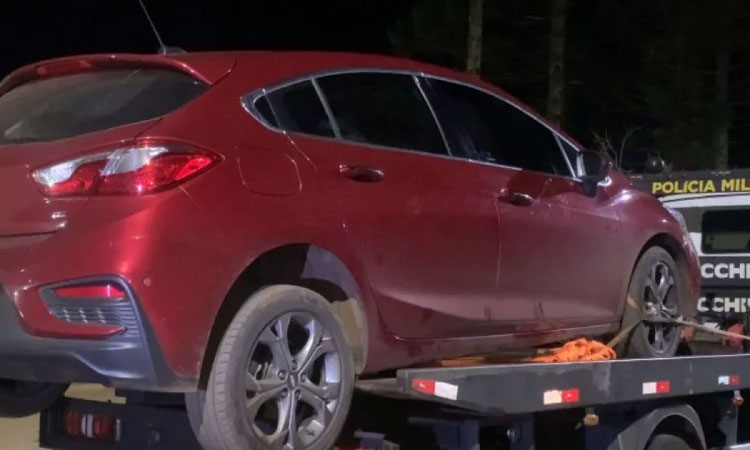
[38,352,750,450]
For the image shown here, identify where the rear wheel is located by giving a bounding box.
[619,247,684,358]
[0,380,68,417]
[645,434,694,450]
[186,285,354,450]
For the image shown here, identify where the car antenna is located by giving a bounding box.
[137,0,185,54]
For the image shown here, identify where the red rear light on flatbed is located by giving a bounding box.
[32,140,219,197]
[63,409,120,443]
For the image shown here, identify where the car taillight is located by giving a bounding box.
[32,140,219,197]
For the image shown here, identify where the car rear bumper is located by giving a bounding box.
[0,281,191,391]
[0,188,238,388]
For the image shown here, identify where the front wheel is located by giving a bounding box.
[619,247,684,358]
[186,285,355,450]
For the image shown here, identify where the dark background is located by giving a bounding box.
[0,1,412,74]
[1,0,749,171]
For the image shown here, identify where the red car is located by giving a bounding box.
[0,52,699,449]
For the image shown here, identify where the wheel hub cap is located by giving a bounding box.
[641,261,679,353]
[244,312,342,449]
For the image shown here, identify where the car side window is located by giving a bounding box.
[316,72,447,155]
[253,96,278,128]
[428,79,570,175]
[255,81,335,137]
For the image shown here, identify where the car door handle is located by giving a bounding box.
[498,188,535,206]
[339,165,385,183]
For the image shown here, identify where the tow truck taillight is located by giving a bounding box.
[32,140,219,196]
[63,409,120,442]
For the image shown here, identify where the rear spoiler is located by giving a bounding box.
[0,53,236,96]
[629,169,750,197]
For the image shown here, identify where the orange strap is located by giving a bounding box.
[527,338,616,363]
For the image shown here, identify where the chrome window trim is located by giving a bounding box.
[413,74,452,156]
[555,134,578,177]
[310,77,341,139]
[239,67,585,178]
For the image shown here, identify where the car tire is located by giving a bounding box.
[0,380,68,418]
[186,285,355,450]
[619,247,684,358]
[645,434,694,450]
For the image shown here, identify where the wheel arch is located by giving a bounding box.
[644,411,706,450]
[605,403,706,450]
[198,243,369,388]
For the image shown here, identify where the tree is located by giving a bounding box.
[466,0,483,74]
[712,3,734,169]
[390,0,750,170]
[547,0,567,125]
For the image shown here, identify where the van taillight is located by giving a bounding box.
[32,140,219,197]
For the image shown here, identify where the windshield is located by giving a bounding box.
[0,68,207,145]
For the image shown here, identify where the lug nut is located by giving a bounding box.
[280,389,288,398]
[278,370,287,380]
[300,374,307,382]
[291,362,298,371]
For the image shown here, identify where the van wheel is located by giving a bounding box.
[186,285,354,450]
[0,380,68,417]
[619,247,683,358]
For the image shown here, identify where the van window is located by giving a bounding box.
[703,210,750,253]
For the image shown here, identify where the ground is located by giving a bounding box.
[0,385,118,450]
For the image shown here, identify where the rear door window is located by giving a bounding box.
[316,72,447,155]
[703,210,750,253]
[0,68,207,145]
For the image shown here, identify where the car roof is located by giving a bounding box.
[0,51,584,150]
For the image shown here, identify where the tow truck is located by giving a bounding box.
[36,169,750,450]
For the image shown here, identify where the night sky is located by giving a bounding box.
[2,1,748,168]
[0,1,414,78]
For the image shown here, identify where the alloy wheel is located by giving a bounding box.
[244,312,342,449]
[641,261,680,354]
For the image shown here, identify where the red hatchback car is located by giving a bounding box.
[0,51,699,449]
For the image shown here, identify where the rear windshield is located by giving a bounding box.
[0,68,207,145]
[703,209,750,254]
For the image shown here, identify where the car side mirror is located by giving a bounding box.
[577,150,610,197]
[644,155,666,174]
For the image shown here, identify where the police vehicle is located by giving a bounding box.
[631,167,750,344]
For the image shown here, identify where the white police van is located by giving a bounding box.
[631,169,750,342]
